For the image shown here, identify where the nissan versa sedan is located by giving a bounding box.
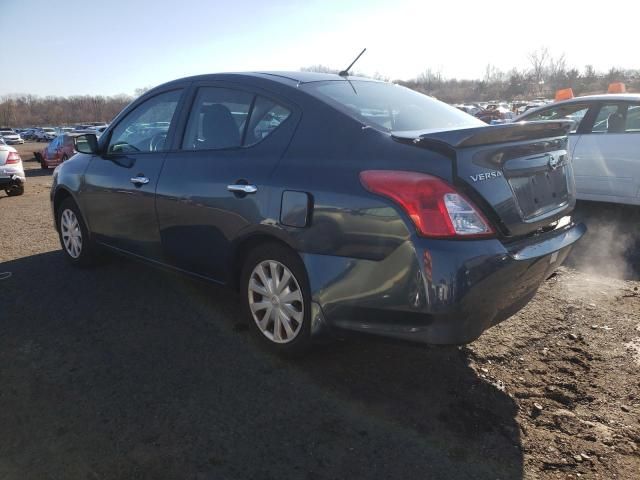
[50,72,585,354]
[517,94,640,206]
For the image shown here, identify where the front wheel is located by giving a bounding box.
[240,243,312,355]
[56,198,100,267]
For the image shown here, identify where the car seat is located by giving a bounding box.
[200,104,241,149]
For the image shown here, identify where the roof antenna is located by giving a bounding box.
[339,48,367,77]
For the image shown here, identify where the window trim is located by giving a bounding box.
[175,82,295,153]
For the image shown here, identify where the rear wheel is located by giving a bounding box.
[240,243,312,355]
[56,198,100,267]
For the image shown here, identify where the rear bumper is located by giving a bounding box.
[302,221,586,344]
[0,165,25,186]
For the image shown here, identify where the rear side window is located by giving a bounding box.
[181,87,291,150]
[244,96,291,146]
[625,104,640,132]
[590,104,625,133]
[182,88,253,150]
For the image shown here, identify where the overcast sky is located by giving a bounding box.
[3,0,637,96]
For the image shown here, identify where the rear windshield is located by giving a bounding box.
[302,80,484,133]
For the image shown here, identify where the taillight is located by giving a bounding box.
[359,170,494,238]
[6,152,21,164]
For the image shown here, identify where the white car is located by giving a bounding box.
[517,94,640,206]
[0,139,25,196]
[0,129,25,145]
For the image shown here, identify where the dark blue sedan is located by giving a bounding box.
[51,72,585,354]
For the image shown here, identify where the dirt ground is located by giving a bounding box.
[1,142,639,479]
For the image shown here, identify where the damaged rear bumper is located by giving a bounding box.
[302,221,586,345]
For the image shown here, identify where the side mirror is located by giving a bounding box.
[75,134,99,154]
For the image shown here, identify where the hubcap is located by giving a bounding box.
[248,260,304,344]
[60,208,82,258]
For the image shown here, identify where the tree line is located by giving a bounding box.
[0,93,135,128]
[304,48,639,104]
[2,49,638,127]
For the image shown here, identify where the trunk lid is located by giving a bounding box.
[392,121,575,237]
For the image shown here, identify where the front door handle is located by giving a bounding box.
[227,184,258,194]
[130,176,150,186]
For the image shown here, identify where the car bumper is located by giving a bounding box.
[4,139,24,144]
[0,166,25,187]
[302,221,586,345]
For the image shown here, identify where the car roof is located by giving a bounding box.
[518,93,640,119]
[544,93,640,106]
[153,71,382,90]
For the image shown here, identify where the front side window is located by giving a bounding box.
[108,89,182,154]
[302,80,484,132]
[524,104,589,133]
[590,104,625,133]
[182,87,254,150]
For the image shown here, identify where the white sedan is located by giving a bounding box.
[0,139,25,196]
[517,94,640,206]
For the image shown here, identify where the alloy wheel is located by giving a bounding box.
[60,208,83,258]
[248,260,304,343]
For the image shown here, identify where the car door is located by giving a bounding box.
[155,83,299,282]
[571,101,639,203]
[81,88,185,259]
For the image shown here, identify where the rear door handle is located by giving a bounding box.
[227,184,258,194]
[130,176,150,186]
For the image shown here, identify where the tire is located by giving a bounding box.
[240,242,312,356]
[56,197,100,267]
[41,162,48,170]
[5,184,24,196]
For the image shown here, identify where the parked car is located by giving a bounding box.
[35,133,79,169]
[36,127,57,142]
[517,94,640,206]
[51,72,585,354]
[475,105,516,124]
[0,141,25,196]
[20,128,36,140]
[0,129,25,145]
[75,125,108,137]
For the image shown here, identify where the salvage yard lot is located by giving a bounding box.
[1,142,639,479]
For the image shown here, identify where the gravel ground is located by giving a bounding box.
[0,143,638,480]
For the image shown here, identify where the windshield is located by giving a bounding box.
[43,128,55,132]
[0,130,15,135]
[302,80,484,132]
